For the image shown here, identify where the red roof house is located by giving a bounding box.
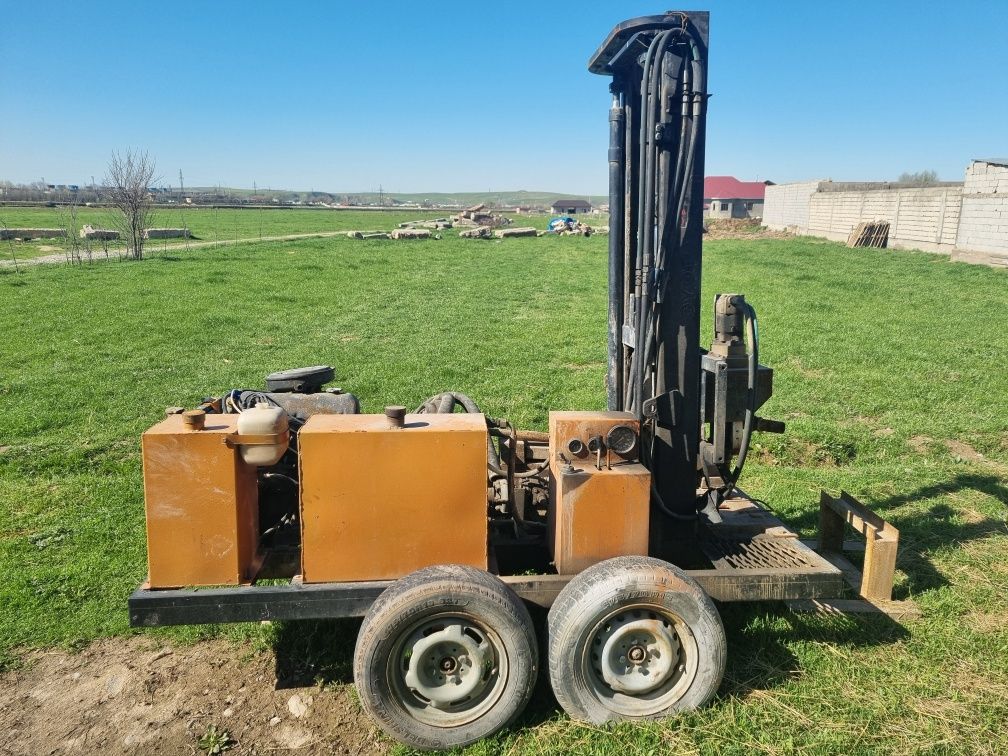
[703,176,773,219]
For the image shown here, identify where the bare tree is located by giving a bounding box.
[897,170,938,186]
[105,150,157,260]
[57,194,87,265]
[1,222,21,273]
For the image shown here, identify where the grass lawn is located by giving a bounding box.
[1,206,559,260]
[1,227,1006,754]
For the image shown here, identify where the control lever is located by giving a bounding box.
[754,417,786,434]
[587,435,605,470]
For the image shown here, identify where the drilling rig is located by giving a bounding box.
[129,11,905,751]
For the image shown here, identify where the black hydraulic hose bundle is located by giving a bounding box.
[624,25,706,419]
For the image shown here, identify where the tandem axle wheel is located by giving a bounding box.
[352,558,725,749]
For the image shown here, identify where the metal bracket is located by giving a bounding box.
[222,431,290,449]
[642,389,681,427]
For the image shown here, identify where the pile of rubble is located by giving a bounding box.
[458,227,492,239]
[548,216,605,236]
[452,204,512,229]
[702,218,790,240]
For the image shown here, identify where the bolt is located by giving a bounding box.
[628,645,646,664]
[385,406,406,428]
[182,409,206,430]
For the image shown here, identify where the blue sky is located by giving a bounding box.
[2,1,1006,193]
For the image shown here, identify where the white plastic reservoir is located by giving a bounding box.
[236,402,289,466]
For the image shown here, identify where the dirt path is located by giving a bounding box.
[0,231,350,267]
[0,636,388,755]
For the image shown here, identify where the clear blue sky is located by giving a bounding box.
[2,1,1006,194]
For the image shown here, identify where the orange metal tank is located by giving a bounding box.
[142,414,259,588]
[298,412,489,582]
[548,411,651,574]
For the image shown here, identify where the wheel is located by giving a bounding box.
[547,555,725,724]
[353,565,538,750]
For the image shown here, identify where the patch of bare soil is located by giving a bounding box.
[945,439,1008,476]
[703,219,792,240]
[0,636,387,756]
[908,435,934,455]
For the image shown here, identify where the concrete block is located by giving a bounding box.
[389,228,432,240]
[144,228,191,239]
[493,227,537,238]
[0,228,67,240]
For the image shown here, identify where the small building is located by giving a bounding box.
[704,177,772,219]
[551,198,592,214]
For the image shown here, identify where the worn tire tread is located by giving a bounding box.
[353,565,537,750]
[547,555,726,724]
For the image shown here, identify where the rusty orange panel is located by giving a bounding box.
[298,413,488,582]
[548,411,651,574]
[142,414,259,588]
[549,410,641,464]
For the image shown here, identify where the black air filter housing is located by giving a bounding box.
[265,365,335,393]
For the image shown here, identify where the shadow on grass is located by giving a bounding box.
[266,473,1006,725]
[266,601,910,732]
[781,472,1008,599]
[272,617,361,689]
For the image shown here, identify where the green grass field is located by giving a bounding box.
[1,226,1006,754]
[0,206,559,260]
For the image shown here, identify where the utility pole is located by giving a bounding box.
[378,184,384,208]
[179,169,190,251]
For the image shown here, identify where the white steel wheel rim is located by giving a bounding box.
[583,604,699,716]
[388,613,509,728]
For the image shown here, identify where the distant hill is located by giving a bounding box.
[351,190,608,208]
[185,187,606,208]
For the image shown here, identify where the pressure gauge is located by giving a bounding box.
[606,424,637,456]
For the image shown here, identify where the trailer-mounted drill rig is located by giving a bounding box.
[129,12,907,750]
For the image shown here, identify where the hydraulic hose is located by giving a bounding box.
[416,391,500,469]
[624,25,704,422]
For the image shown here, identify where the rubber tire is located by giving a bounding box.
[353,565,538,751]
[547,555,726,724]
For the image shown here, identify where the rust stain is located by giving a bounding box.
[548,411,651,574]
[142,414,258,588]
[299,413,488,582]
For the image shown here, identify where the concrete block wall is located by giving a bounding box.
[763,181,820,230]
[892,188,961,248]
[956,161,1008,255]
[763,160,1008,259]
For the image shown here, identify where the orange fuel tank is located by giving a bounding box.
[548,411,651,574]
[298,412,489,582]
[141,413,259,588]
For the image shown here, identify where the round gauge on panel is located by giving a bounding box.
[606,424,637,456]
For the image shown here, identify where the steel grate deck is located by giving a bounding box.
[702,535,820,571]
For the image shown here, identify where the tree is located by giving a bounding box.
[897,170,938,185]
[105,150,157,260]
